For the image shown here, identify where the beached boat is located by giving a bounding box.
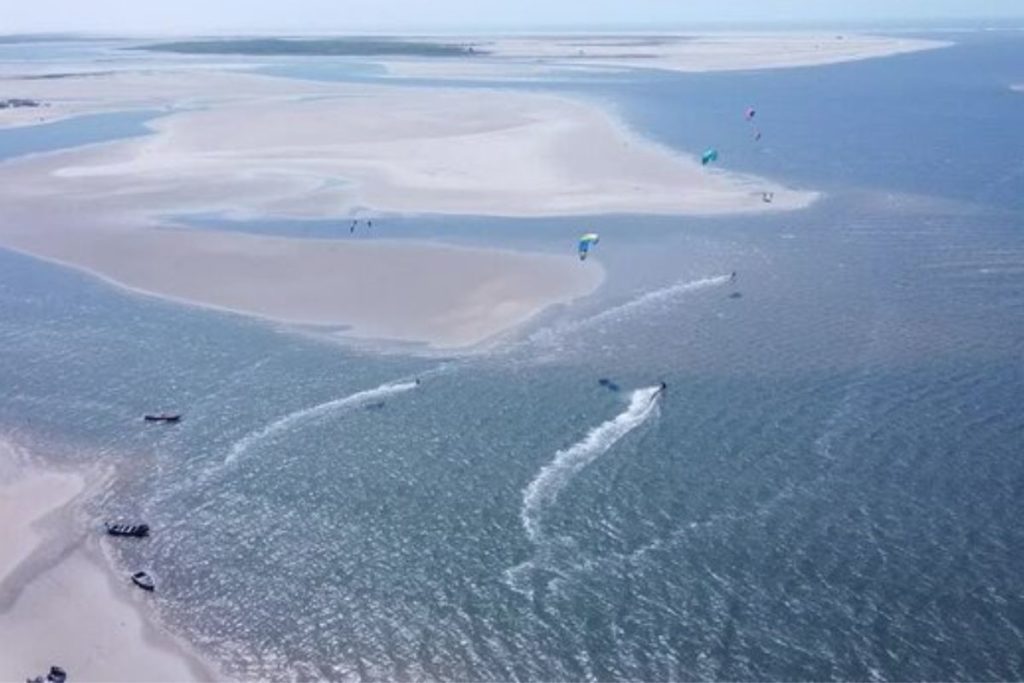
[25,665,67,683]
[105,522,149,538]
[131,571,155,591]
[143,414,181,423]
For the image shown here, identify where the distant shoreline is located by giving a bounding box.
[127,32,950,75]
[132,36,478,57]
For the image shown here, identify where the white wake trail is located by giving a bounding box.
[224,379,419,465]
[521,386,662,543]
[527,275,730,348]
[584,274,731,327]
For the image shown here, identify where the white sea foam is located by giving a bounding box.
[521,385,661,543]
[586,274,730,325]
[224,379,419,465]
[528,275,730,347]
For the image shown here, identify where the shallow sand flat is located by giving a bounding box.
[0,69,805,347]
[0,449,211,682]
[0,547,209,682]
[0,68,341,130]
[470,33,950,74]
[0,65,809,348]
[0,446,84,588]
[0,81,814,217]
[376,57,628,80]
[0,211,604,348]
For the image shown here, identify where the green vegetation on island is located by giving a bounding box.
[132,37,482,57]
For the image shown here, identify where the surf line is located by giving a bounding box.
[224,379,420,465]
[520,385,662,543]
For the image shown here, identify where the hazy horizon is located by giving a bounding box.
[3,0,1024,35]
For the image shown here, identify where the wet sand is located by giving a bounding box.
[0,68,807,348]
[0,440,213,682]
[470,33,949,74]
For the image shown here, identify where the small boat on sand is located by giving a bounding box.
[25,665,67,683]
[105,522,149,538]
[131,571,155,591]
[143,414,181,423]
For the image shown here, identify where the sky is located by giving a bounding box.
[3,0,1023,34]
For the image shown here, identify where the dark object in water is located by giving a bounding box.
[105,522,149,538]
[143,413,180,423]
[598,378,621,392]
[131,571,155,591]
[364,401,386,411]
[728,292,743,299]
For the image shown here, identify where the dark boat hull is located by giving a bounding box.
[106,523,149,538]
[131,572,155,591]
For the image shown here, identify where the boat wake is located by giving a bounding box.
[521,385,662,543]
[584,274,731,327]
[507,386,662,596]
[528,275,730,348]
[224,379,420,465]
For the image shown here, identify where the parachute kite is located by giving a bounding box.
[701,148,719,166]
[578,233,600,261]
[745,107,756,121]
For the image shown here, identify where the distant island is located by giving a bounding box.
[132,37,482,57]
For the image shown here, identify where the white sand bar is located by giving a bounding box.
[0,71,815,216]
[0,443,211,682]
[0,67,815,347]
[468,33,950,74]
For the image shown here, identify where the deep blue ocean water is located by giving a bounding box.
[1,33,1022,681]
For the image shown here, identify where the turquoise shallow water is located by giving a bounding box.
[1,34,1023,681]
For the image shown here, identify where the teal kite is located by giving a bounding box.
[578,233,600,261]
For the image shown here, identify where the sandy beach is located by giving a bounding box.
[0,65,813,348]
[467,33,949,74]
[0,225,605,348]
[374,33,949,80]
[0,71,814,217]
[0,33,943,349]
[0,440,213,682]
